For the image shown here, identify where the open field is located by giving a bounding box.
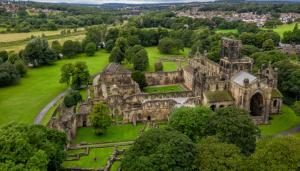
[268,22,300,38]
[63,147,114,169]
[0,51,109,127]
[72,124,143,144]
[215,29,238,34]
[0,28,84,43]
[0,33,85,52]
[144,84,185,94]
[259,105,300,136]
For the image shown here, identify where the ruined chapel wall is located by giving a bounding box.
[145,71,183,86]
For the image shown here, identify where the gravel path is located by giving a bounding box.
[34,89,69,124]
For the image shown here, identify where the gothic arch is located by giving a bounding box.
[250,92,264,116]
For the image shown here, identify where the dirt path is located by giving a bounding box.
[34,89,69,124]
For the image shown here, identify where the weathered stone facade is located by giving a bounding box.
[90,37,282,124]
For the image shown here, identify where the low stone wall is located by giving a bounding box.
[145,71,183,86]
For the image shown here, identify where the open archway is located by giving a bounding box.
[250,93,264,116]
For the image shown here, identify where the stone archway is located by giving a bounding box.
[250,93,264,116]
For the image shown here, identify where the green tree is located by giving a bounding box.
[0,124,66,171]
[109,47,124,63]
[63,90,82,108]
[85,25,107,48]
[0,51,8,62]
[62,40,76,58]
[105,39,115,52]
[158,38,184,54]
[262,39,275,51]
[132,48,149,71]
[131,70,147,90]
[205,107,260,155]
[248,136,300,170]
[51,40,62,57]
[23,38,56,66]
[85,42,97,56]
[292,101,300,115]
[197,136,243,171]
[154,62,163,71]
[122,128,197,171]
[0,62,20,86]
[89,103,112,135]
[59,62,90,89]
[169,106,213,141]
[241,45,260,56]
[125,45,144,63]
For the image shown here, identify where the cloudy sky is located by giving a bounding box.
[29,0,214,4]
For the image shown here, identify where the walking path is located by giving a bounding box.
[34,89,69,124]
[275,125,300,136]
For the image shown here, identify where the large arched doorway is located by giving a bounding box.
[250,93,264,116]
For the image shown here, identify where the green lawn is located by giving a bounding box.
[63,147,114,169]
[143,84,185,94]
[259,105,300,136]
[123,47,190,72]
[264,22,300,38]
[0,51,109,127]
[72,124,143,144]
[215,29,238,34]
[110,161,121,171]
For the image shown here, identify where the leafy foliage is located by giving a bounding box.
[197,136,243,171]
[169,106,213,141]
[0,124,66,171]
[158,37,184,54]
[89,103,112,135]
[85,42,97,56]
[154,62,163,71]
[205,107,260,155]
[122,128,198,171]
[59,61,90,89]
[63,90,82,108]
[23,38,56,67]
[131,70,147,90]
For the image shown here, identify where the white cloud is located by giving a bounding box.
[28,0,214,5]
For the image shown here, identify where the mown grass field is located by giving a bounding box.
[63,147,114,169]
[144,84,185,94]
[0,51,109,127]
[259,105,300,136]
[215,29,238,34]
[268,22,300,38]
[0,28,84,42]
[72,124,143,144]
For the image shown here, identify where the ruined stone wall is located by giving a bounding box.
[145,71,183,86]
[280,43,300,55]
[189,57,220,76]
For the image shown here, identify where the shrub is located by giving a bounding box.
[154,62,163,71]
[85,42,97,56]
[63,90,82,108]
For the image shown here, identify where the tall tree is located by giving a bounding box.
[132,48,149,71]
[89,103,112,135]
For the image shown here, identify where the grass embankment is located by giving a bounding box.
[143,84,185,94]
[259,105,300,136]
[0,51,109,127]
[63,147,114,169]
[72,123,143,144]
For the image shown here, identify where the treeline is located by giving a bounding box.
[122,106,300,170]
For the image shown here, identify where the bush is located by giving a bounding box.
[154,62,163,71]
[292,101,300,115]
[89,103,112,135]
[131,71,147,90]
[0,62,20,86]
[85,42,97,56]
[63,90,82,108]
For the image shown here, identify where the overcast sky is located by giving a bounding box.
[29,0,214,4]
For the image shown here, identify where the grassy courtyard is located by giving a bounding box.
[72,124,143,144]
[0,51,109,127]
[63,147,114,169]
[259,105,300,136]
[143,84,185,94]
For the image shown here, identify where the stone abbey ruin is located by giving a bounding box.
[49,37,283,141]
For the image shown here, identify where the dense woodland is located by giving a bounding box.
[1,1,300,170]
